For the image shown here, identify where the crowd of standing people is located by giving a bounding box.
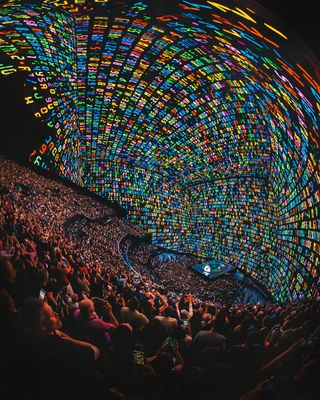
[1,157,319,400]
[128,244,245,304]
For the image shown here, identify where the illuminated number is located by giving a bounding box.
[1,68,17,75]
[39,144,47,155]
[11,55,25,60]
[34,156,41,166]
[18,66,31,71]
[48,142,55,151]
[40,107,48,114]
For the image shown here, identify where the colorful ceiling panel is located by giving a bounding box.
[0,0,320,301]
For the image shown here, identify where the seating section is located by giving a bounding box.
[1,157,319,400]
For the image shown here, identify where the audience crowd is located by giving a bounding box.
[1,157,319,400]
[129,244,245,304]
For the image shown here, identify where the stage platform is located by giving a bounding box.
[192,260,235,280]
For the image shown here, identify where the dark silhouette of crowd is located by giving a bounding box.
[1,157,320,400]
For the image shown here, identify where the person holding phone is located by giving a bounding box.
[38,288,46,300]
[149,337,185,377]
[133,349,145,365]
[168,336,178,349]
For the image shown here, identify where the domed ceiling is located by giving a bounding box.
[0,0,320,301]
